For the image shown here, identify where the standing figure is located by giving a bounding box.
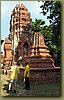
[24,62,30,89]
[8,62,20,93]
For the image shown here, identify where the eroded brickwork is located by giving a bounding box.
[3,3,60,83]
[4,38,12,68]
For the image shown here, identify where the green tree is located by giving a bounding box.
[32,18,45,32]
[40,1,60,66]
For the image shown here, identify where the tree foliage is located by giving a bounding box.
[40,1,60,47]
[40,1,60,66]
[32,19,45,32]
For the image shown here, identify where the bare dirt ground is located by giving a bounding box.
[1,74,61,97]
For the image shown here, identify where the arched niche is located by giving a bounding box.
[23,41,29,57]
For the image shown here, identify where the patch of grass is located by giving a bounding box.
[1,74,61,97]
[16,78,61,97]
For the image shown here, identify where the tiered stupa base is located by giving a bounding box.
[17,32,60,83]
[18,57,60,84]
[18,55,54,68]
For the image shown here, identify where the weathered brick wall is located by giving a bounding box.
[19,67,60,84]
[1,67,60,84]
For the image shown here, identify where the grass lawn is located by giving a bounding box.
[1,74,61,97]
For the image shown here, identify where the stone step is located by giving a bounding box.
[29,64,54,68]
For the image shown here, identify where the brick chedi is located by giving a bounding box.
[29,32,55,68]
[20,32,55,68]
[9,3,32,59]
[3,3,60,83]
[4,38,12,68]
[18,32,60,83]
[4,3,32,66]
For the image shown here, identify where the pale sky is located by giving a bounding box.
[1,1,50,53]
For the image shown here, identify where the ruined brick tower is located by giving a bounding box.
[4,38,12,68]
[4,3,32,66]
[4,3,55,68]
[19,32,55,68]
[9,3,32,57]
[3,3,60,83]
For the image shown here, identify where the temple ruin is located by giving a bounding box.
[3,3,60,83]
